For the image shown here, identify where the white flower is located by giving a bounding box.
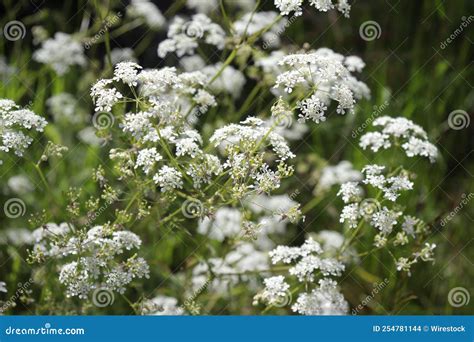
[141,295,184,315]
[46,93,82,124]
[370,207,400,235]
[90,79,123,112]
[344,55,365,72]
[402,136,438,163]
[401,216,417,237]
[414,243,436,262]
[33,33,86,75]
[110,48,137,64]
[273,49,369,120]
[291,279,348,315]
[317,161,362,192]
[297,94,328,123]
[113,62,142,86]
[127,0,166,29]
[158,14,225,58]
[203,64,246,98]
[186,0,218,13]
[395,257,414,275]
[337,181,363,203]
[340,203,360,228]
[135,148,163,175]
[33,224,149,298]
[0,99,47,161]
[360,116,438,163]
[274,0,351,18]
[198,207,242,241]
[7,175,33,194]
[274,0,304,16]
[0,281,6,293]
[153,166,183,192]
[260,276,290,305]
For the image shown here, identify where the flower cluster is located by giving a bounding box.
[359,116,438,162]
[210,117,295,196]
[315,160,362,193]
[33,33,86,75]
[0,99,47,163]
[127,0,166,29]
[271,49,370,122]
[191,243,269,297]
[274,0,351,17]
[158,14,226,58]
[255,238,348,315]
[140,295,184,315]
[234,11,287,48]
[30,223,149,298]
[337,164,436,275]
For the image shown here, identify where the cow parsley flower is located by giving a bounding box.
[274,0,351,17]
[359,116,438,162]
[31,224,149,299]
[113,62,142,86]
[257,276,290,305]
[234,12,287,48]
[46,93,83,124]
[127,0,166,29]
[153,166,183,192]
[273,49,369,122]
[291,278,349,315]
[158,14,225,58]
[258,238,346,315]
[135,148,163,175]
[186,0,218,13]
[191,243,268,295]
[337,181,363,203]
[0,99,47,162]
[140,295,184,315]
[90,79,123,112]
[33,33,86,75]
[370,207,401,235]
[339,203,360,228]
[198,207,242,241]
[316,161,362,193]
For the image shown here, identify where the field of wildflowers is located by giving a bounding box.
[0,0,472,315]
